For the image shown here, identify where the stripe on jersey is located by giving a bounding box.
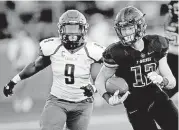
[103,62,118,68]
[51,44,63,55]
[84,46,96,62]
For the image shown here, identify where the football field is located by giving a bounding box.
[0,97,178,130]
[0,101,132,130]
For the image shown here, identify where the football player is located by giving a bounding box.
[3,10,104,130]
[164,0,178,98]
[93,6,178,130]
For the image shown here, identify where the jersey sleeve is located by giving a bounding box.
[39,37,61,56]
[102,44,119,68]
[158,35,169,59]
[149,35,169,60]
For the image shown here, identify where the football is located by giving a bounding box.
[106,77,129,96]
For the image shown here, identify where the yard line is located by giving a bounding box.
[0,114,128,130]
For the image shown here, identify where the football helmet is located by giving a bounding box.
[114,6,147,46]
[168,1,178,19]
[57,10,89,52]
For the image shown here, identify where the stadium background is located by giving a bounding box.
[0,1,178,130]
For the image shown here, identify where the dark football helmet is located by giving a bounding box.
[57,10,89,51]
[114,6,147,46]
[168,0,178,19]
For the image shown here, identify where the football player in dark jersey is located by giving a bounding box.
[94,6,178,130]
[164,0,178,98]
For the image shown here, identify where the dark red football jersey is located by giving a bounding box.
[103,35,169,109]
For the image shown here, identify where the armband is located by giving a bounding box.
[12,74,22,84]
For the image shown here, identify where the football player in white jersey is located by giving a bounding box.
[3,10,104,130]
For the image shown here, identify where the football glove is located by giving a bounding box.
[108,90,130,106]
[147,72,163,85]
[80,84,96,97]
[3,80,16,97]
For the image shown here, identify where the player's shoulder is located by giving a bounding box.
[85,42,105,61]
[86,42,105,51]
[103,41,124,59]
[40,37,61,46]
[144,34,169,52]
[102,42,123,67]
[39,37,62,56]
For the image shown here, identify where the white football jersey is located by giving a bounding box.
[40,37,104,102]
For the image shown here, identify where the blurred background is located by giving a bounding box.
[0,1,178,130]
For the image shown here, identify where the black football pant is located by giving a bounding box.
[126,99,178,130]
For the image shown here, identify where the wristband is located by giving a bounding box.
[12,74,22,84]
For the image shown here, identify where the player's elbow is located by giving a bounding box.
[170,76,176,89]
[166,76,176,89]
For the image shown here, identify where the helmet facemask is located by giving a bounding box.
[114,14,147,46]
[58,21,89,52]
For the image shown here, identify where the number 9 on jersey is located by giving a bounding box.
[65,64,75,84]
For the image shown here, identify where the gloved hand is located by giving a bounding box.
[147,72,163,85]
[80,84,96,97]
[108,90,130,106]
[3,80,16,97]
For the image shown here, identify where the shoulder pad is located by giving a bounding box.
[103,42,123,59]
[145,35,169,52]
[103,43,119,68]
[85,42,105,61]
[40,37,62,56]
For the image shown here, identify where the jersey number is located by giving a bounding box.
[65,64,75,84]
[131,63,156,87]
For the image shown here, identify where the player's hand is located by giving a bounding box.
[108,90,130,106]
[147,72,163,85]
[80,84,97,97]
[3,80,16,97]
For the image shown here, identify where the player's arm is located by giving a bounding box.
[95,61,130,105]
[148,56,176,89]
[3,41,51,97]
[148,36,176,89]
[168,44,178,55]
[158,56,176,89]
[95,46,118,96]
[95,64,116,100]
[3,53,51,97]
[157,37,176,89]
[19,56,51,80]
[95,49,130,105]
